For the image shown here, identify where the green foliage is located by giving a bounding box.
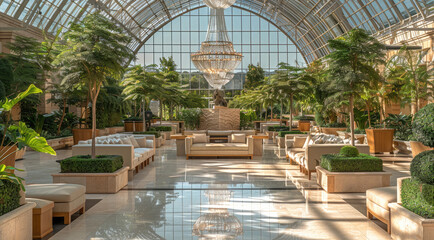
[0,180,21,216]
[0,84,42,111]
[60,155,123,173]
[277,131,306,137]
[151,126,172,132]
[294,115,315,121]
[7,122,56,156]
[322,122,347,128]
[244,64,265,89]
[268,126,289,132]
[314,112,324,127]
[240,109,256,129]
[410,150,434,185]
[412,103,434,147]
[133,131,161,138]
[345,128,365,134]
[384,114,413,141]
[401,178,434,219]
[124,116,143,121]
[320,153,383,172]
[339,146,359,157]
[179,108,202,130]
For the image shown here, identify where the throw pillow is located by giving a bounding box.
[231,134,246,143]
[193,133,207,143]
[129,136,140,148]
[121,137,132,145]
[294,136,307,148]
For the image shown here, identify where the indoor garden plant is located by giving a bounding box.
[409,103,433,157]
[316,146,391,193]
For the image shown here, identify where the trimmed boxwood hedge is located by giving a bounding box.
[60,155,123,173]
[412,103,434,148]
[277,131,306,137]
[320,153,383,172]
[340,146,359,157]
[0,180,21,216]
[410,150,434,185]
[401,178,434,219]
[268,126,289,132]
[150,126,172,132]
[133,131,161,138]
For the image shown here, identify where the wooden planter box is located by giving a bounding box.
[393,140,412,154]
[389,203,434,240]
[365,128,395,153]
[409,141,433,158]
[52,167,129,194]
[320,127,347,136]
[299,121,310,132]
[316,166,391,193]
[124,121,134,132]
[72,129,99,145]
[0,202,36,240]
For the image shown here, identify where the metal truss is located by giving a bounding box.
[0,0,432,63]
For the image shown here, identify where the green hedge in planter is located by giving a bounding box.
[320,153,382,172]
[268,126,289,132]
[401,178,434,219]
[150,126,172,132]
[322,122,347,128]
[60,155,123,173]
[410,150,434,185]
[124,116,143,122]
[133,131,161,138]
[277,131,306,137]
[412,103,434,147]
[0,180,21,216]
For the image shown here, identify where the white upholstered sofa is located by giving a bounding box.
[185,133,253,159]
[286,134,369,179]
[72,134,155,180]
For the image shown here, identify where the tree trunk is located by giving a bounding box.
[349,94,355,146]
[142,100,146,132]
[160,100,163,125]
[366,101,371,128]
[57,99,67,135]
[270,104,273,121]
[91,96,97,159]
[280,99,283,126]
[289,94,293,131]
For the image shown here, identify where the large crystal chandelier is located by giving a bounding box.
[191,0,243,90]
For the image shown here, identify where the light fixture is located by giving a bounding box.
[191,0,243,90]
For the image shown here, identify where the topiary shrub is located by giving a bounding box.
[412,103,434,148]
[320,153,383,172]
[60,155,123,173]
[410,150,434,185]
[340,146,359,157]
[0,180,21,216]
[401,178,434,218]
[133,131,161,138]
[268,126,289,132]
[151,126,172,132]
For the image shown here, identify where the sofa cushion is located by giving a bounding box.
[191,143,248,151]
[26,184,86,203]
[193,134,207,143]
[25,198,54,209]
[120,137,132,145]
[145,140,153,148]
[294,136,307,148]
[231,134,246,143]
[208,130,232,136]
[366,186,397,210]
[129,136,140,148]
[134,148,153,155]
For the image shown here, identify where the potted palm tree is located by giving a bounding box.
[55,12,134,158]
[0,85,56,239]
[326,28,386,147]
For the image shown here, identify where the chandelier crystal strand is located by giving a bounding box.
[191,0,242,90]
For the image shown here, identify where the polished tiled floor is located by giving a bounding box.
[16,140,412,240]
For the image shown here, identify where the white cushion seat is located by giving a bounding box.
[191,143,249,151]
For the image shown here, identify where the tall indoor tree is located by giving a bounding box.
[244,63,265,90]
[55,13,134,158]
[326,28,385,145]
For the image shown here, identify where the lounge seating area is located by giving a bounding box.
[0,0,432,239]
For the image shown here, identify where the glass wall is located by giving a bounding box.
[135,7,305,98]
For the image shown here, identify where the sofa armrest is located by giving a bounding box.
[285,139,294,151]
[185,137,193,154]
[72,144,134,169]
[247,136,253,154]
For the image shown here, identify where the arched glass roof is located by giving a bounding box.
[0,0,432,63]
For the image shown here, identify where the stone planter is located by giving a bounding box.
[0,202,36,240]
[389,203,434,240]
[365,128,395,153]
[410,141,433,158]
[316,166,391,193]
[46,136,74,150]
[52,167,129,194]
[320,127,347,136]
[393,140,412,154]
[162,131,171,140]
[155,136,163,148]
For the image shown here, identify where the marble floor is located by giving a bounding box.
[16,140,412,240]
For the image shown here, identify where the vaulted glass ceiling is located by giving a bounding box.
[0,0,432,63]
